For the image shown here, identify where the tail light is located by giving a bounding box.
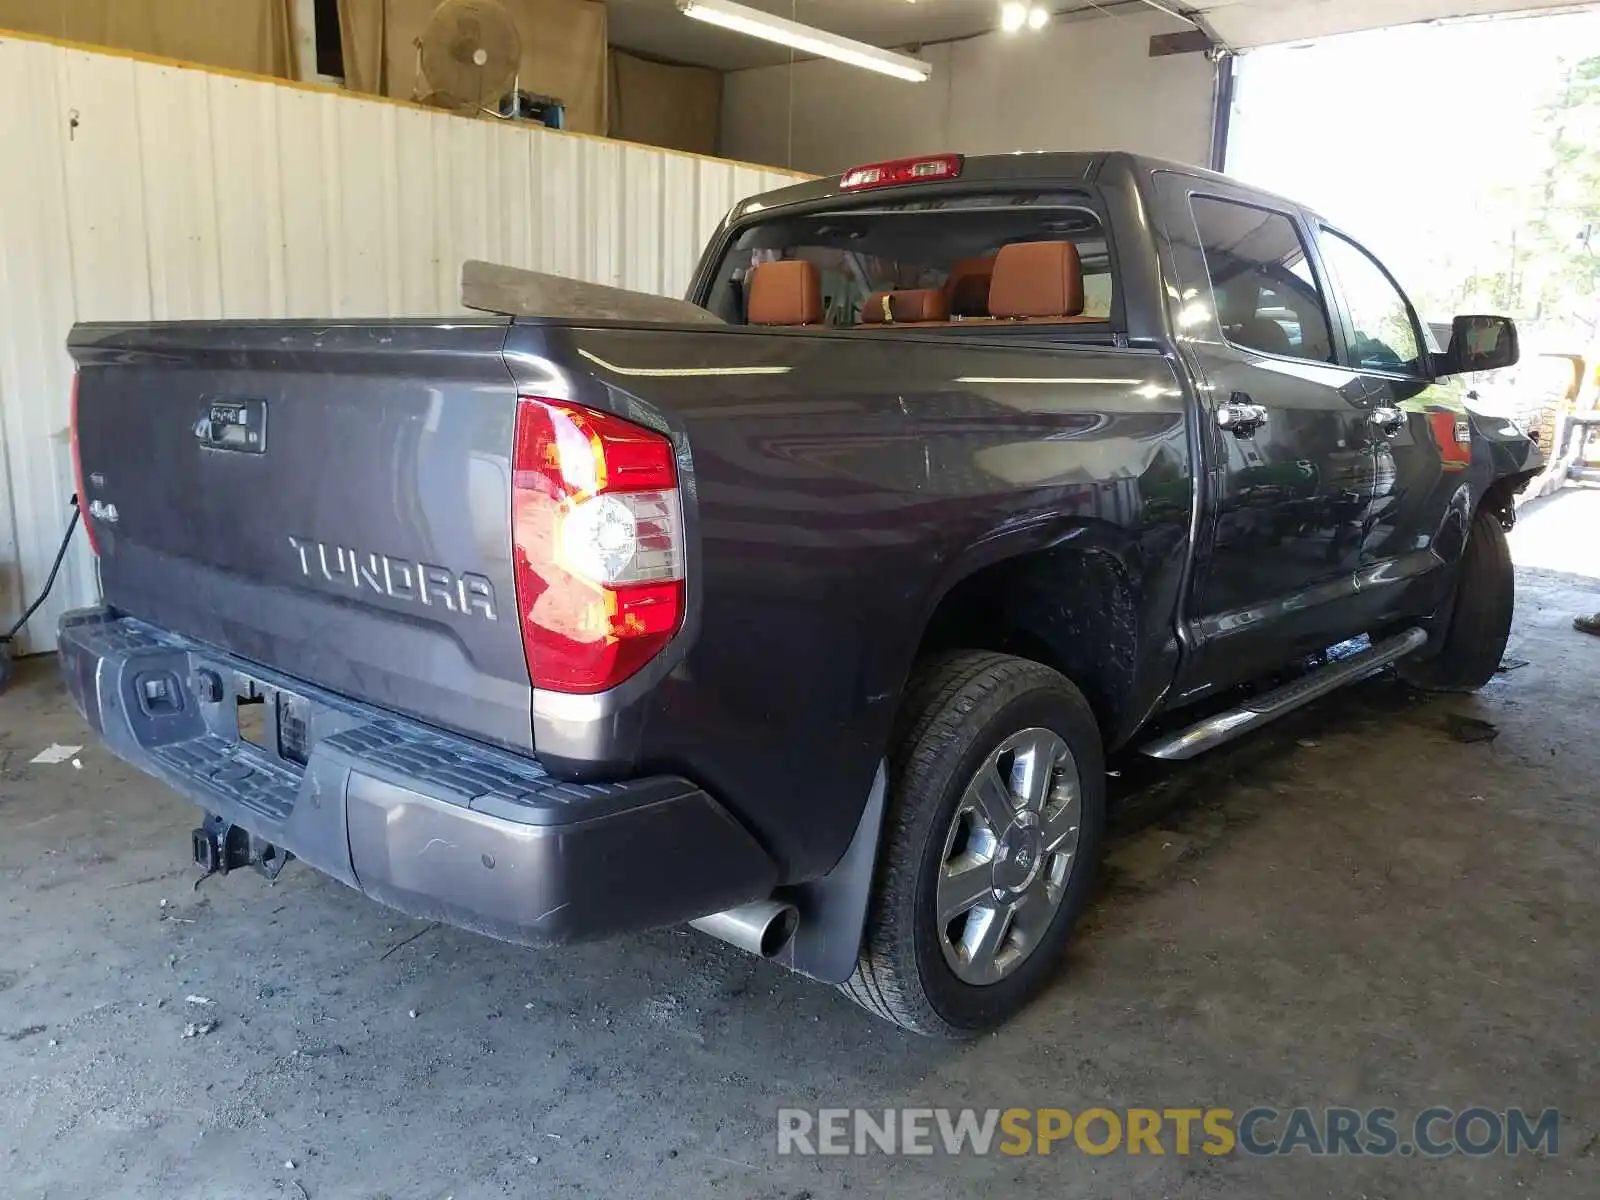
[840,154,963,192]
[512,398,685,694]
[69,372,100,556]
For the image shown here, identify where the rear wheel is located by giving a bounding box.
[841,652,1105,1037]
[1398,506,1515,692]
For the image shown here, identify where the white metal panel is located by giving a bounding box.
[393,105,448,314]
[209,75,291,316]
[275,85,338,316]
[0,38,86,636]
[660,154,707,299]
[0,33,807,653]
[622,145,667,298]
[137,63,225,320]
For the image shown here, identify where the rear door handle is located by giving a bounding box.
[1369,407,1406,438]
[1216,395,1269,438]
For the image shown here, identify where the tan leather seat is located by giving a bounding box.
[852,243,1103,330]
[1234,316,1293,357]
[859,291,895,325]
[858,288,950,326]
[748,260,823,326]
[1218,280,1296,357]
[987,241,1097,323]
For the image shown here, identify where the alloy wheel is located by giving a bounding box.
[934,727,1083,986]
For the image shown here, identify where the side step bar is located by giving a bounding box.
[1141,627,1428,761]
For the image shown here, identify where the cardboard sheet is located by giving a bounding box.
[341,0,607,135]
[609,49,721,156]
[461,260,723,324]
[0,0,295,77]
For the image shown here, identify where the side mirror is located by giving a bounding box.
[1437,315,1520,377]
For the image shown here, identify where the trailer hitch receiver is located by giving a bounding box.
[192,813,294,882]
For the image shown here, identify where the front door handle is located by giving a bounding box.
[1217,395,1269,438]
[1369,407,1406,438]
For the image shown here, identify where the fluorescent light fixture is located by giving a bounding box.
[677,0,933,83]
[1028,6,1050,30]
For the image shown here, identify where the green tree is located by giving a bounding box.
[1528,56,1600,339]
[1407,55,1600,346]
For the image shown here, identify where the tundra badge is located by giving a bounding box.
[288,536,497,620]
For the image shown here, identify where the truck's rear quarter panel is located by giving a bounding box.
[509,322,1195,879]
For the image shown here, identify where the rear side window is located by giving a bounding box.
[705,191,1116,329]
[1190,196,1335,364]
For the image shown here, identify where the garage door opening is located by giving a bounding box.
[1226,10,1600,358]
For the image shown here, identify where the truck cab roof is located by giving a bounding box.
[732,151,1322,229]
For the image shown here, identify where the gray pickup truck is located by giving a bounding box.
[62,152,1538,1035]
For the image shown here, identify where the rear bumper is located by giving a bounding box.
[58,609,778,945]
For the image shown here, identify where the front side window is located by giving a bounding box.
[704,192,1116,329]
[1189,196,1335,364]
[1317,230,1423,375]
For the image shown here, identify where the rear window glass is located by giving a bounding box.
[705,192,1115,329]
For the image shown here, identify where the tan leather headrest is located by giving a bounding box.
[988,242,1085,320]
[944,257,995,318]
[860,289,950,325]
[748,260,823,326]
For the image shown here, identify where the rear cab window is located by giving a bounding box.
[1188,195,1336,365]
[703,190,1118,333]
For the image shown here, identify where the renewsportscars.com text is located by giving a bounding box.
[776,1106,1560,1158]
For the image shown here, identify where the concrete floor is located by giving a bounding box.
[3,491,1599,1200]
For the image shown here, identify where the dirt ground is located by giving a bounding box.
[2,489,1598,1200]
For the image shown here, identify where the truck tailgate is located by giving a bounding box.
[68,319,536,752]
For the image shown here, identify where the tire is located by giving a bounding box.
[1397,505,1515,692]
[841,651,1106,1037]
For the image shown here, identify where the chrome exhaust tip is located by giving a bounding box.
[690,899,800,959]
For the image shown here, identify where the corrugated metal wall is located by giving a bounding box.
[0,32,802,653]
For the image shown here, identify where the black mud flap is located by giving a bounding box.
[774,761,888,985]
